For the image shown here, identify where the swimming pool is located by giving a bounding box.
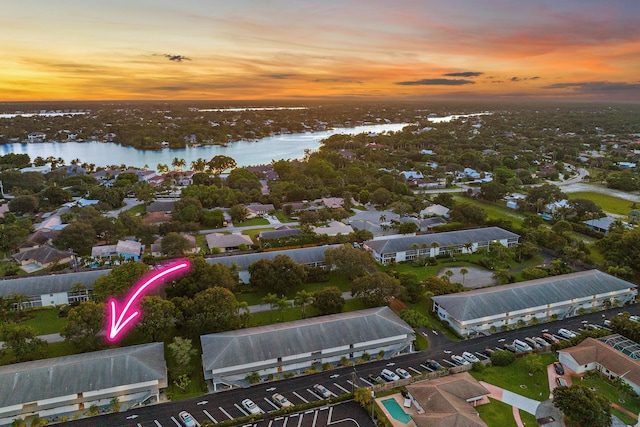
[381,398,412,423]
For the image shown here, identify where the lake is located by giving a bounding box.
[0,123,409,170]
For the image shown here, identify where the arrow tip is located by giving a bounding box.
[107,299,140,342]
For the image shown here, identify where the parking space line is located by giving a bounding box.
[312,410,319,427]
[419,364,433,371]
[170,416,181,426]
[293,391,308,403]
[154,420,162,427]
[219,407,233,420]
[234,403,248,416]
[137,424,142,427]
[408,367,422,374]
[297,412,304,427]
[307,389,322,400]
[203,409,217,423]
[282,416,288,427]
[360,377,373,386]
[333,382,349,393]
[263,397,279,409]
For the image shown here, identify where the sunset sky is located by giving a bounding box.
[2,0,639,101]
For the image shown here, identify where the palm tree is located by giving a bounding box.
[430,241,439,256]
[237,301,251,327]
[157,163,169,174]
[492,268,511,285]
[464,242,473,255]
[460,268,469,285]
[261,293,279,323]
[275,296,291,322]
[191,158,207,173]
[172,157,186,172]
[294,290,314,319]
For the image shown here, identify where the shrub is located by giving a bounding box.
[472,361,485,372]
[490,350,516,366]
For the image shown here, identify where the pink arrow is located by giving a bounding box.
[107,260,190,341]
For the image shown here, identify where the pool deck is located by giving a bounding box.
[375,394,416,427]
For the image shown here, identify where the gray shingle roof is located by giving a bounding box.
[207,245,341,270]
[201,307,413,374]
[432,270,637,322]
[0,269,111,297]
[0,343,166,407]
[364,227,519,254]
[12,246,72,265]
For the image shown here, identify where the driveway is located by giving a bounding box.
[436,266,496,288]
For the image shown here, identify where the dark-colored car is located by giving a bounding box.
[554,362,565,375]
[425,359,443,370]
[504,343,517,353]
[482,348,495,357]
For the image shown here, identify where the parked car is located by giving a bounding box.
[557,328,577,339]
[556,377,568,387]
[542,333,559,343]
[381,368,401,382]
[533,337,549,347]
[513,339,533,352]
[425,359,443,370]
[482,348,495,357]
[462,351,480,363]
[504,343,517,353]
[553,362,565,375]
[396,368,411,379]
[313,383,331,399]
[451,355,470,365]
[367,374,385,384]
[241,398,261,415]
[179,411,197,427]
[524,337,541,349]
[272,393,294,408]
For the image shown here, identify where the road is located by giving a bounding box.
[59,303,640,427]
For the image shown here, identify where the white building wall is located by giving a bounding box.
[37,394,77,407]
[83,380,158,398]
[40,292,69,307]
[38,404,79,418]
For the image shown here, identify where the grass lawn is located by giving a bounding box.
[242,227,275,242]
[194,233,209,253]
[126,203,147,216]
[477,398,520,426]
[452,196,526,227]
[471,353,557,400]
[234,217,270,227]
[572,373,640,422]
[519,410,538,426]
[273,210,297,223]
[407,300,460,342]
[567,192,638,216]
[22,308,68,335]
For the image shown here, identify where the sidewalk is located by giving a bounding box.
[480,381,541,427]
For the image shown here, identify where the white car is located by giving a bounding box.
[272,393,294,408]
[241,398,261,415]
[381,368,400,382]
[557,328,577,339]
[451,355,470,366]
[313,383,331,399]
[395,368,411,379]
[462,351,480,363]
[178,411,196,427]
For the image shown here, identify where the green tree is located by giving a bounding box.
[229,204,250,223]
[275,296,290,321]
[0,323,47,362]
[137,296,176,341]
[168,336,197,375]
[92,261,150,302]
[294,290,314,318]
[351,272,404,307]
[324,244,376,280]
[449,202,487,225]
[40,186,72,208]
[248,255,307,295]
[185,287,241,335]
[10,418,26,427]
[160,232,192,256]
[354,387,373,406]
[173,197,203,223]
[52,221,96,255]
[525,354,544,375]
[167,256,238,299]
[312,287,345,315]
[207,155,237,176]
[553,384,612,427]
[490,350,516,366]
[459,268,469,285]
[60,301,105,352]
[8,195,39,215]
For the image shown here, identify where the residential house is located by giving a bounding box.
[205,233,253,253]
[146,200,175,214]
[20,164,51,174]
[583,216,618,234]
[27,132,46,142]
[559,335,640,395]
[91,240,143,261]
[11,247,73,273]
[432,270,637,337]
[245,203,275,218]
[150,234,199,257]
[420,204,450,218]
[405,372,490,427]
[258,226,301,241]
[311,221,354,237]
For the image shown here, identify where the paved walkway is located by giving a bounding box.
[480,382,541,415]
